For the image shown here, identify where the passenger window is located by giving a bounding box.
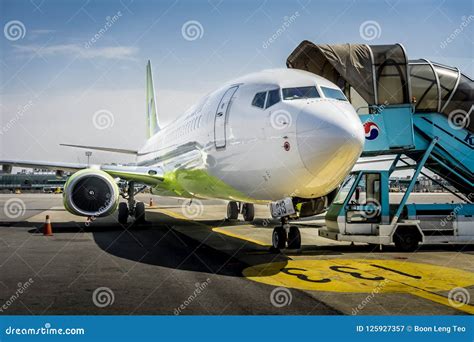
[265,89,280,108]
[252,92,266,108]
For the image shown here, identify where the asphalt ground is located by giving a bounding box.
[0,193,472,315]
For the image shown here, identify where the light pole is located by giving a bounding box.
[85,151,92,167]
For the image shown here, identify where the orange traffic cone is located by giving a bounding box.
[43,215,53,236]
[149,198,153,207]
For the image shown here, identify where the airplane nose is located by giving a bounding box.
[296,103,364,191]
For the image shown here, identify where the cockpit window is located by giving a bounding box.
[252,92,266,108]
[282,86,320,100]
[265,89,280,108]
[321,86,348,101]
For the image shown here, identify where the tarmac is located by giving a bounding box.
[0,193,473,315]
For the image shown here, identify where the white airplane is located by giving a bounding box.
[0,62,365,250]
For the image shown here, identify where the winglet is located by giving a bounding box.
[146,60,160,138]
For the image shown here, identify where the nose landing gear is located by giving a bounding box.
[271,217,301,251]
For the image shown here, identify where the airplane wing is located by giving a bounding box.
[0,159,164,185]
[60,144,138,155]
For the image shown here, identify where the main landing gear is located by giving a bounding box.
[227,201,255,222]
[272,216,301,250]
[118,181,147,224]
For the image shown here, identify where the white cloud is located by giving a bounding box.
[13,44,138,61]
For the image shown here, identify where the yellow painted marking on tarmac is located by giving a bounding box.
[159,208,269,246]
[158,208,189,221]
[212,227,270,247]
[243,259,474,314]
[159,208,269,245]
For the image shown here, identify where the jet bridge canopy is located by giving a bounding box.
[287,40,473,132]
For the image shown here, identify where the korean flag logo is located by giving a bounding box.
[364,122,379,140]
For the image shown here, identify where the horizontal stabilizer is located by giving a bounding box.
[60,144,138,155]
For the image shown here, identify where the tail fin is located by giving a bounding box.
[146,60,160,138]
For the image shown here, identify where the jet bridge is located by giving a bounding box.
[287,41,473,197]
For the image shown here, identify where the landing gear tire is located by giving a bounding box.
[135,201,146,223]
[394,231,419,252]
[242,203,255,222]
[287,226,301,249]
[272,226,287,250]
[118,202,128,224]
[227,201,239,220]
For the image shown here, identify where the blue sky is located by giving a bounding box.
[0,0,472,164]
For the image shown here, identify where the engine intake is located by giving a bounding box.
[63,169,119,217]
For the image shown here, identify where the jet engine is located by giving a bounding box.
[63,169,120,217]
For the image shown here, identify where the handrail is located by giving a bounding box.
[391,137,438,225]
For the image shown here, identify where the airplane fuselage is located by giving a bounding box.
[137,69,365,204]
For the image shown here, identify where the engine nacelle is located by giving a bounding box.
[63,169,119,217]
